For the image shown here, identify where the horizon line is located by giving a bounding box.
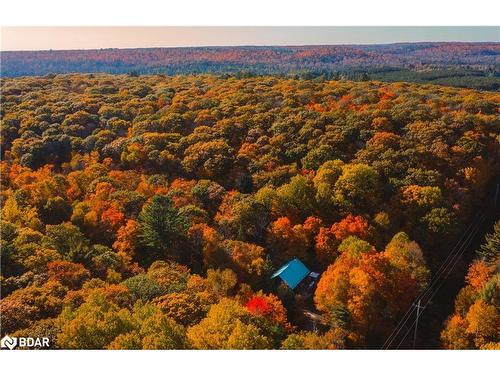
[2,40,499,53]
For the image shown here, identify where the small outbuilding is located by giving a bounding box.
[271,258,311,289]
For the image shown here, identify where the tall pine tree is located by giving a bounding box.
[478,221,500,265]
[138,195,188,263]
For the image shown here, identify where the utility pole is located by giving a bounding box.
[413,300,423,349]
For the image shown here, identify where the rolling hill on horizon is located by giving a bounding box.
[2,42,499,90]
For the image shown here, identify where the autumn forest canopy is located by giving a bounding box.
[0,71,499,349]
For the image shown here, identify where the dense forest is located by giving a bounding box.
[2,43,499,90]
[0,74,499,349]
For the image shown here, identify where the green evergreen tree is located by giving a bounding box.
[138,195,188,262]
[478,221,500,265]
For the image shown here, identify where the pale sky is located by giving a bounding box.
[1,26,499,51]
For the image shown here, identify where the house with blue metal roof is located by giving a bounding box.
[271,258,311,289]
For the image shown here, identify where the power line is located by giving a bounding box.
[494,183,499,207]
[396,213,485,349]
[381,211,484,349]
[392,213,486,349]
[383,179,498,349]
[382,210,486,349]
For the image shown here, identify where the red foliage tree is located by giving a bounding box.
[331,215,369,241]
